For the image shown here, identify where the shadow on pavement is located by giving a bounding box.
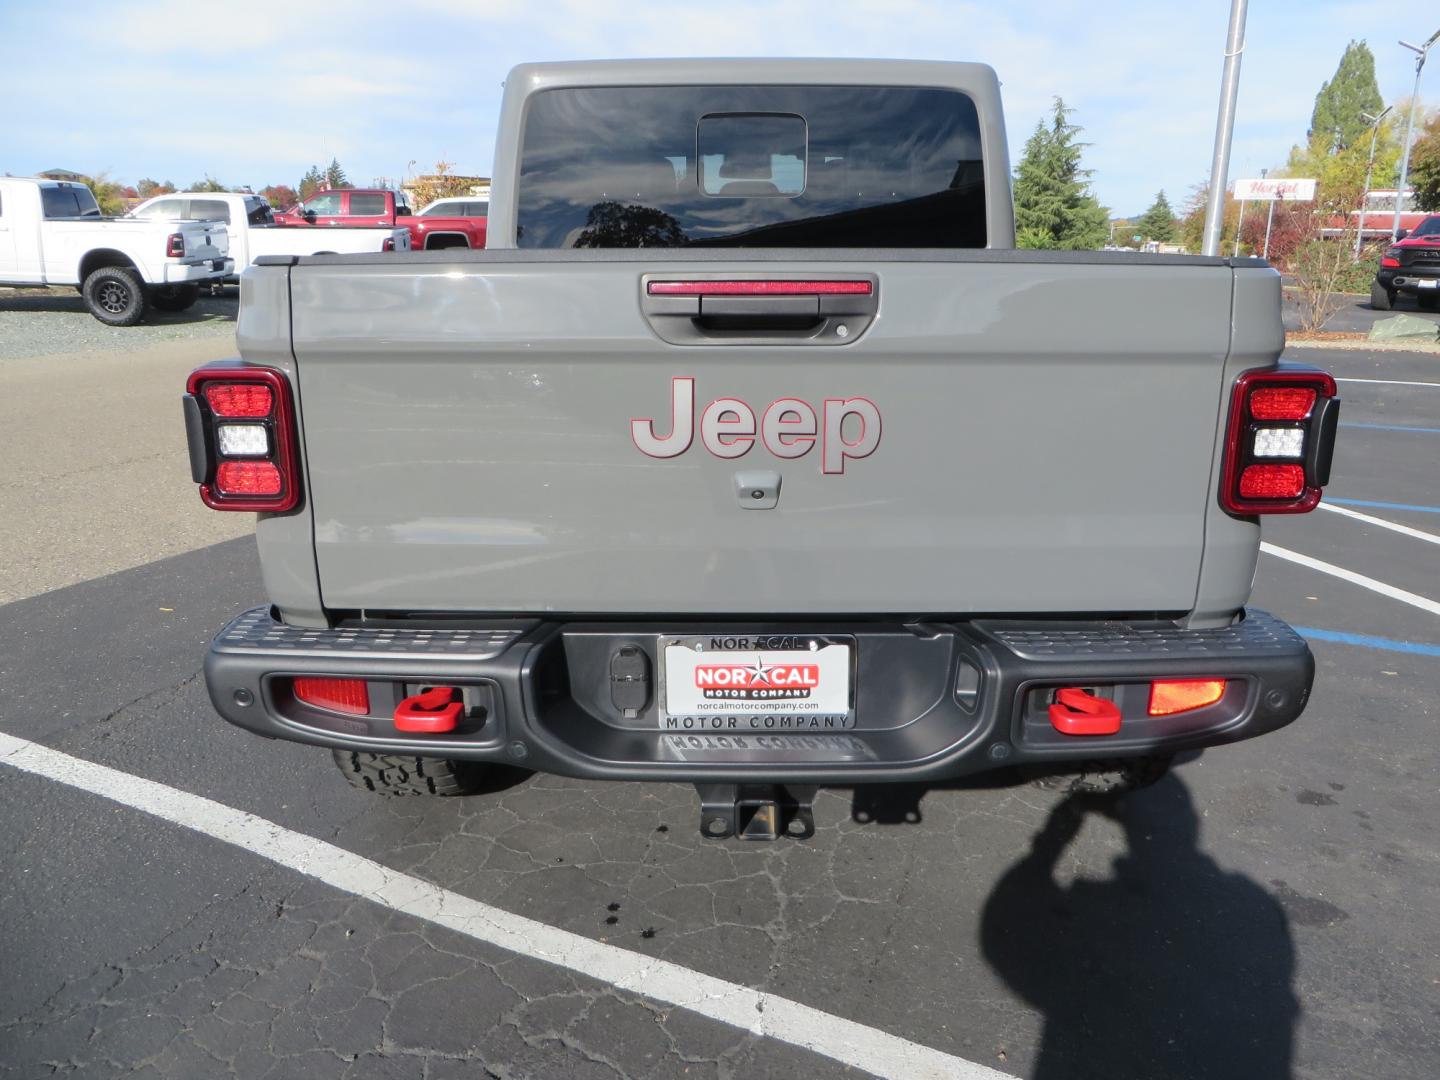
[0,291,235,323]
[979,776,1297,1079]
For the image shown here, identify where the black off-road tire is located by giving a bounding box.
[331,750,491,796]
[149,283,200,312]
[83,265,147,326]
[1416,291,1439,311]
[1370,280,1394,311]
[1021,754,1174,796]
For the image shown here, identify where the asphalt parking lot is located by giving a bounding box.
[1,302,1437,1079]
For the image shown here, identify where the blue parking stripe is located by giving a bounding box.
[1293,627,1440,658]
[1326,498,1440,515]
[1340,422,1440,435]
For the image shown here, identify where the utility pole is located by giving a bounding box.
[1202,0,1248,256]
[1393,29,1440,240]
[1356,106,1393,255]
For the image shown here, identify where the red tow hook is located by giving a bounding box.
[394,686,463,733]
[1048,687,1122,736]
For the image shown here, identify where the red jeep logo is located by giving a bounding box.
[631,377,880,474]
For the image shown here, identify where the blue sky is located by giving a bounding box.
[0,1,1432,217]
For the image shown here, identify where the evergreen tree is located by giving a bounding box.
[1136,190,1176,243]
[1012,98,1109,250]
[298,165,325,199]
[1308,41,1383,154]
[323,157,350,189]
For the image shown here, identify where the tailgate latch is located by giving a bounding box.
[1048,687,1122,736]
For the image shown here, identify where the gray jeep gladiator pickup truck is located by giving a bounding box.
[185,59,1339,840]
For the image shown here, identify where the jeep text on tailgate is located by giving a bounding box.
[185,59,1337,841]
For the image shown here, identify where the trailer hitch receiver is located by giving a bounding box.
[694,783,818,840]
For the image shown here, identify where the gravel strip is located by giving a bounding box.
[0,286,237,361]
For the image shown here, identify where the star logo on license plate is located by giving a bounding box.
[747,658,775,687]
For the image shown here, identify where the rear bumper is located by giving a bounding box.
[1377,265,1440,294]
[164,258,233,283]
[204,609,1313,784]
[205,610,1319,789]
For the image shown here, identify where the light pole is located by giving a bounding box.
[1392,29,1440,241]
[1356,106,1393,255]
[1202,0,1249,257]
[1261,168,1277,260]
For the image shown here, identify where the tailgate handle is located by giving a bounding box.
[642,277,877,346]
[1048,688,1122,736]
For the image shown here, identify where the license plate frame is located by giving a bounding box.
[659,634,855,732]
[1417,278,1438,289]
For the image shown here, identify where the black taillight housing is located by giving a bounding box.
[184,365,301,512]
[166,232,186,258]
[1220,368,1339,515]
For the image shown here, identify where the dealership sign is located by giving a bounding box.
[1233,178,1317,201]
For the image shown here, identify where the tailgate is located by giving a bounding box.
[288,257,1247,616]
[181,221,227,260]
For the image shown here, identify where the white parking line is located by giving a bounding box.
[1318,502,1440,546]
[0,732,1008,1080]
[1333,378,1440,389]
[1260,543,1440,616]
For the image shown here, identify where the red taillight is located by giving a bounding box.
[204,383,273,417]
[216,460,282,496]
[185,366,300,512]
[647,280,873,296]
[382,238,395,252]
[1248,386,1315,421]
[167,233,185,258]
[1220,369,1338,515]
[1148,678,1227,716]
[1380,256,1400,268]
[294,677,370,715]
[1239,464,1305,499]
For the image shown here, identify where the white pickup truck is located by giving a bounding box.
[0,177,232,325]
[130,192,410,281]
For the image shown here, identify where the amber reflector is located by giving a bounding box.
[1148,679,1227,716]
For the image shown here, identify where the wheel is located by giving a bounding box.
[1021,754,1174,796]
[331,749,492,796]
[82,265,147,326]
[149,284,200,312]
[1370,281,1394,311]
[1416,291,1439,311]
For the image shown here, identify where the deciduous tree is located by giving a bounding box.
[1012,98,1109,250]
[136,178,175,198]
[260,183,299,209]
[1409,111,1440,212]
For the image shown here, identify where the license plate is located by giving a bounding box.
[661,636,852,731]
[1418,279,1438,289]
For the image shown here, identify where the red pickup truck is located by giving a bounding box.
[274,188,487,250]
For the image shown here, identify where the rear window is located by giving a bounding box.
[516,85,986,248]
[350,193,387,215]
[246,197,274,225]
[41,185,100,218]
[188,198,230,223]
